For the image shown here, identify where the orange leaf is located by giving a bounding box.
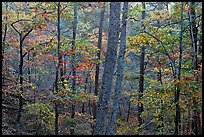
[173,79,180,85]
[76,65,83,72]
[61,74,69,79]
[186,53,190,59]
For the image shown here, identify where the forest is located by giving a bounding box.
[1,2,202,135]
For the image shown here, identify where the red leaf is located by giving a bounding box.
[34,7,39,12]
[76,65,83,72]
[42,11,48,18]
[76,76,83,83]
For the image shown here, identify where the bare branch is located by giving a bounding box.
[23,47,34,58]
[20,29,33,43]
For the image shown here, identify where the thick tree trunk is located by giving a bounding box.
[93,3,105,120]
[106,2,128,135]
[138,2,146,128]
[93,2,121,135]
[70,5,77,135]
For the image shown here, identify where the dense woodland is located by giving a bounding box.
[2,2,202,135]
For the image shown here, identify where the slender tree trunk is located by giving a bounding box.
[188,2,201,135]
[175,2,184,135]
[126,99,131,123]
[157,64,164,134]
[93,2,121,135]
[93,3,105,119]
[54,2,61,135]
[106,2,128,135]
[138,2,146,128]
[27,52,31,83]
[81,75,88,114]
[2,2,8,86]
[11,21,33,126]
[16,36,24,126]
[70,5,77,135]
[2,2,8,63]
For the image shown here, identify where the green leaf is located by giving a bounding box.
[33,52,37,57]
[66,119,74,126]
[161,105,166,110]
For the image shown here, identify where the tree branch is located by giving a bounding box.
[22,47,34,58]
[20,29,33,43]
[142,31,176,76]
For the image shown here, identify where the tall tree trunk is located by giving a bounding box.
[2,2,8,86]
[93,2,105,120]
[70,5,77,135]
[81,75,88,114]
[157,64,164,134]
[2,2,8,63]
[27,52,31,83]
[106,2,128,135]
[138,2,146,128]
[93,2,121,135]
[126,98,131,123]
[53,2,61,135]
[11,20,33,126]
[175,2,184,135]
[188,2,201,135]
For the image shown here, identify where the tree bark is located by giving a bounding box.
[106,2,128,135]
[2,2,8,63]
[2,2,8,87]
[54,2,61,135]
[188,2,201,135]
[93,3,105,120]
[93,2,121,135]
[70,5,77,135]
[175,2,184,135]
[138,2,146,128]
[11,20,33,126]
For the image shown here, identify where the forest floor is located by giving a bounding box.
[2,108,25,135]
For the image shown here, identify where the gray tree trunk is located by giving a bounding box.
[93,2,121,135]
[93,3,105,120]
[106,2,128,135]
[70,4,77,135]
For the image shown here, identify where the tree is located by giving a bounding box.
[53,2,61,135]
[94,2,121,135]
[70,4,77,135]
[93,2,105,120]
[106,2,128,135]
[138,2,146,128]
[11,19,33,127]
[188,2,201,135]
[174,2,184,135]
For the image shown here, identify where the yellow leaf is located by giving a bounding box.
[153,67,159,72]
